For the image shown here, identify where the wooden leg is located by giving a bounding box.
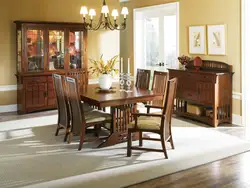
[68,132,73,144]
[139,131,143,146]
[55,124,63,136]
[160,134,168,159]
[146,107,150,114]
[64,128,70,142]
[169,136,175,149]
[78,132,84,151]
[127,130,132,157]
[94,125,101,137]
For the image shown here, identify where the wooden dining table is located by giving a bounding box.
[80,83,163,147]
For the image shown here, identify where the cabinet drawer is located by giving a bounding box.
[24,76,47,83]
[197,74,215,83]
[182,90,198,101]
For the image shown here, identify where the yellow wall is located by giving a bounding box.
[0,0,242,115]
[121,0,241,115]
[0,0,120,104]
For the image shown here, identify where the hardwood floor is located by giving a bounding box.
[128,151,250,188]
[0,110,248,188]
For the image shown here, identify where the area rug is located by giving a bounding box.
[0,115,249,188]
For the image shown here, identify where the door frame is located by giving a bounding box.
[241,0,250,138]
[133,2,180,75]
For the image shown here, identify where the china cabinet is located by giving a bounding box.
[14,20,88,114]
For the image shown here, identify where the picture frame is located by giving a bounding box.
[207,24,226,55]
[188,25,206,55]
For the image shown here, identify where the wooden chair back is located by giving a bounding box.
[52,74,69,128]
[135,69,151,89]
[151,71,169,106]
[161,78,178,135]
[66,69,87,92]
[65,76,85,134]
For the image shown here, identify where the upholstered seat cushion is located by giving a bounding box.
[129,116,161,130]
[85,110,112,124]
[81,102,94,112]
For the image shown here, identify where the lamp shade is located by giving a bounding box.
[80,6,88,15]
[89,9,96,16]
[121,7,129,15]
[101,5,109,14]
[112,9,119,17]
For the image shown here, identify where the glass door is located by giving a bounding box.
[68,30,85,69]
[25,29,45,72]
[48,30,65,70]
[134,3,179,84]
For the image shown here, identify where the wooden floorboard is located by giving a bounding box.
[127,151,250,188]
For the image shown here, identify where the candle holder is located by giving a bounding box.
[119,73,125,91]
[124,73,132,92]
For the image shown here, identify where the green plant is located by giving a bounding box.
[89,54,119,76]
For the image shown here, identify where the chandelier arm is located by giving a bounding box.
[107,15,116,29]
[91,13,105,30]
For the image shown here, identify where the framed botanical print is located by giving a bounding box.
[207,24,226,55]
[188,25,206,55]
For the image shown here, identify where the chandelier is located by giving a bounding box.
[80,0,129,31]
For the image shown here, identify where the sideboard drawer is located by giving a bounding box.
[197,74,216,83]
[182,90,198,101]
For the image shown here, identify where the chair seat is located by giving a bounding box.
[129,116,161,130]
[81,102,94,112]
[85,110,112,125]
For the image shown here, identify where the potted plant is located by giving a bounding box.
[89,54,119,90]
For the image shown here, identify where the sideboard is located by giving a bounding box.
[168,60,233,127]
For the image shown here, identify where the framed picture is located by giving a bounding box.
[207,24,226,55]
[188,25,206,55]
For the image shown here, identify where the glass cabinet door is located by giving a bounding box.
[48,30,65,70]
[26,29,44,72]
[17,30,22,73]
[69,31,84,69]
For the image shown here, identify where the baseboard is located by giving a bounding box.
[232,114,242,126]
[0,104,17,113]
[0,104,243,126]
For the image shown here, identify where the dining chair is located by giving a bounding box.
[127,78,178,159]
[135,69,151,90]
[65,76,112,150]
[66,69,87,93]
[53,74,70,142]
[145,71,169,113]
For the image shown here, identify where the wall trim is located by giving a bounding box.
[0,104,17,113]
[0,85,17,91]
[232,92,242,100]
[0,103,243,126]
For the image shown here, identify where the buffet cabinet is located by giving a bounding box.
[168,60,233,127]
[14,21,88,114]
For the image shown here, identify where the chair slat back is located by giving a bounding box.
[65,76,85,134]
[66,69,87,93]
[52,74,69,128]
[161,78,178,133]
[151,71,169,106]
[135,69,151,89]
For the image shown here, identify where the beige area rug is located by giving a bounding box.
[0,115,249,188]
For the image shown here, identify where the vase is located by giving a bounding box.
[99,74,112,90]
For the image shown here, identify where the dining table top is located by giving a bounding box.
[80,83,163,108]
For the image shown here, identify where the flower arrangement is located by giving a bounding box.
[89,54,119,77]
[178,55,191,66]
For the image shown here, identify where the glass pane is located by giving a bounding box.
[69,31,84,69]
[26,29,44,72]
[17,30,22,73]
[164,15,177,68]
[145,18,159,67]
[48,30,64,70]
